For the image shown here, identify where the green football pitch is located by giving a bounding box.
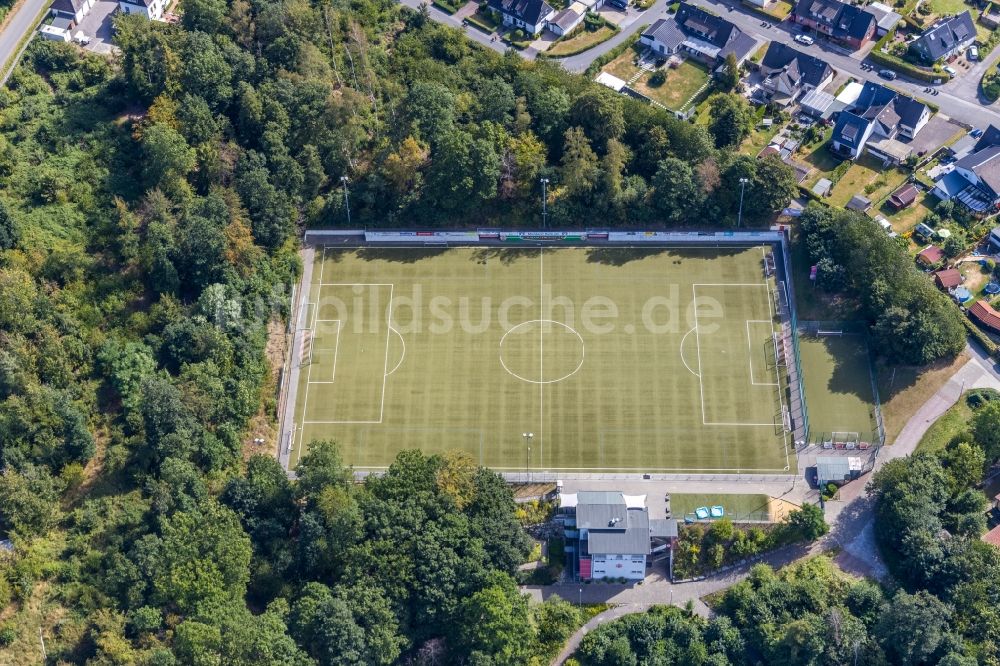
[289,245,794,473]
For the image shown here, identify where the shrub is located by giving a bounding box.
[0,622,14,647]
[967,388,1000,409]
[649,70,666,86]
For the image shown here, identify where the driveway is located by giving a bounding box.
[944,43,1000,105]
[75,0,118,54]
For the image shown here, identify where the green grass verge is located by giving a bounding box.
[544,24,619,58]
[670,493,773,521]
[916,395,972,453]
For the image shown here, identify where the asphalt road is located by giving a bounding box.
[0,0,46,83]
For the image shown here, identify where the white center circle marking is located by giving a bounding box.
[499,319,585,385]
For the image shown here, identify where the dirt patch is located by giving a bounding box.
[513,482,556,499]
[958,260,989,294]
[241,317,289,461]
[767,496,800,522]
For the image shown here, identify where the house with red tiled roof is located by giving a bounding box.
[934,269,962,289]
[982,524,1000,548]
[916,245,945,266]
[970,300,1000,333]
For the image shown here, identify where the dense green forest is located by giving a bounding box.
[0,0,974,658]
[799,205,966,365]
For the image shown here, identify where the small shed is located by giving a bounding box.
[917,245,945,266]
[816,456,863,485]
[889,183,918,210]
[812,178,833,197]
[934,268,962,289]
[846,195,871,212]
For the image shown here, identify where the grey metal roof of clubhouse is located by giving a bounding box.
[587,509,652,555]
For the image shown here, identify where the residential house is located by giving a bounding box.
[888,182,918,209]
[933,127,1000,212]
[547,3,587,36]
[559,491,675,581]
[990,225,1000,252]
[791,0,877,50]
[982,524,1000,547]
[910,11,977,64]
[758,41,834,105]
[981,3,1000,29]
[970,300,1000,333]
[488,0,555,35]
[119,0,166,19]
[640,3,758,69]
[917,244,945,266]
[50,0,94,26]
[830,81,930,162]
[934,268,963,289]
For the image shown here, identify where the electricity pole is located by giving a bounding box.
[340,175,351,227]
[523,432,534,483]
[540,178,549,229]
[737,177,749,228]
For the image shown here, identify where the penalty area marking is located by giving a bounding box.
[386,327,406,377]
[746,320,778,386]
[679,327,701,378]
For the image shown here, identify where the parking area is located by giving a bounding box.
[904,115,965,157]
[75,0,118,54]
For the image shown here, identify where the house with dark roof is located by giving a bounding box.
[639,3,758,69]
[990,226,1000,252]
[970,300,1000,333]
[559,491,675,581]
[889,182,918,209]
[50,0,93,26]
[934,127,1000,213]
[791,0,877,49]
[830,81,930,162]
[119,0,165,19]
[910,11,977,64]
[758,42,834,105]
[934,268,963,289]
[488,0,555,35]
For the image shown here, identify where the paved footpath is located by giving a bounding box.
[539,344,1000,665]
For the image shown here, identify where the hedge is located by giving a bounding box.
[963,314,999,357]
[432,0,462,13]
[465,13,497,33]
[539,25,619,58]
[868,49,944,83]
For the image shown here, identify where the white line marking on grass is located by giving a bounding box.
[746,320,778,386]
[679,328,701,378]
[540,248,544,471]
[692,284,707,425]
[379,284,394,423]
[386,327,406,376]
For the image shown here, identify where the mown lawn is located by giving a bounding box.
[601,49,643,81]
[877,351,970,444]
[826,156,908,208]
[630,59,709,110]
[878,193,935,234]
[547,26,617,56]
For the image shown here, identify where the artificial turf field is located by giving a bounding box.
[289,245,794,473]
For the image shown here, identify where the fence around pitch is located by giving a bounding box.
[797,321,886,450]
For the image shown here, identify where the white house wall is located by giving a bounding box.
[591,554,646,580]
